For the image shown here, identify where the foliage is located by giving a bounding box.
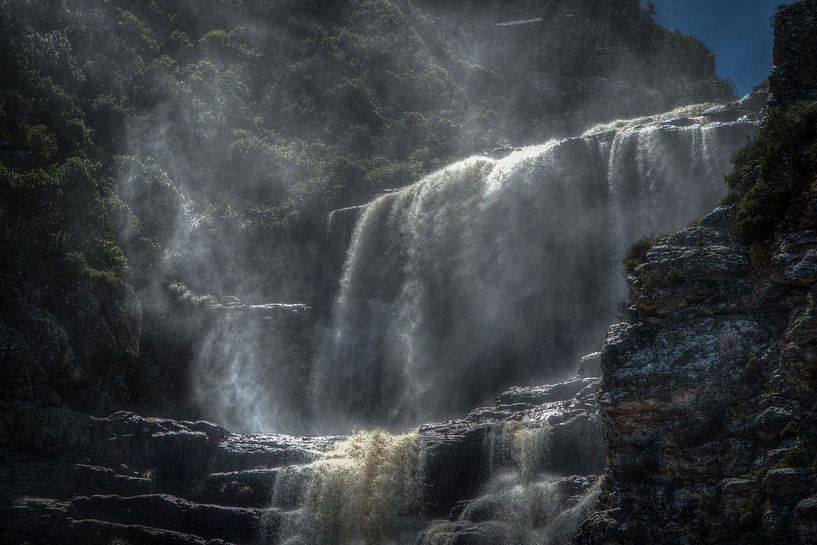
[737,492,764,529]
[0,158,126,285]
[724,101,817,241]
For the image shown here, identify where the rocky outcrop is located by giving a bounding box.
[0,401,334,544]
[576,4,817,543]
[769,0,817,107]
[575,204,817,544]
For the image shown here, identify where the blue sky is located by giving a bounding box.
[642,0,783,95]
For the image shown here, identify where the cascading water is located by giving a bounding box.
[422,422,601,545]
[260,405,602,545]
[312,101,761,431]
[265,431,426,545]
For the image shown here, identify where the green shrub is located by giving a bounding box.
[116,8,160,57]
[737,492,764,529]
[641,267,684,289]
[624,235,661,274]
[724,101,817,241]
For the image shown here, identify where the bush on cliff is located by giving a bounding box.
[724,101,817,241]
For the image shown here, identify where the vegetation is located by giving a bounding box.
[772,447,811,469]
[737,492,765,529]
[624,235,662,274]
[0,159,126,285]
[724,101,817,241]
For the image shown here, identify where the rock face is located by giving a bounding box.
[0,278,142,415]
[574,204,817,545]
[769,0,817,107]
[0,371,602,545]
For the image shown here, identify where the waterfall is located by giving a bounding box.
[312,102,760,431]
[192,303,312,434]
[267,431,425,545]
[261,420,600,545]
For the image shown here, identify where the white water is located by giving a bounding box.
[312,103,759,431]
[262,423,599,545]
[267,431,426,545]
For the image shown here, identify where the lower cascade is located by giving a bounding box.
[252,375,603,545]
[312,99,761,431]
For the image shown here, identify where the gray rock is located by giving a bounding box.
[578,352,603,378]
[763,469,816,506]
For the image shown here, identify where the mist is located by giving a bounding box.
[76,0,742,433]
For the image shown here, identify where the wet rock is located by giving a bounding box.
[496,377,597,406]
[71,494,263,543]
[578,352,602,378]
[419,520,516,545]
[202,469,281,507]
[0,496,231,545]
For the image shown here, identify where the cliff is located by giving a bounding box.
[577,2,817,543]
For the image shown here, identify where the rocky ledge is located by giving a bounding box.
[0,369,603,545]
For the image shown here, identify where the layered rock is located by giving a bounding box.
[0,369,602,545]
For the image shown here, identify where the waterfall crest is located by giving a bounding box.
[312,102,760,431]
